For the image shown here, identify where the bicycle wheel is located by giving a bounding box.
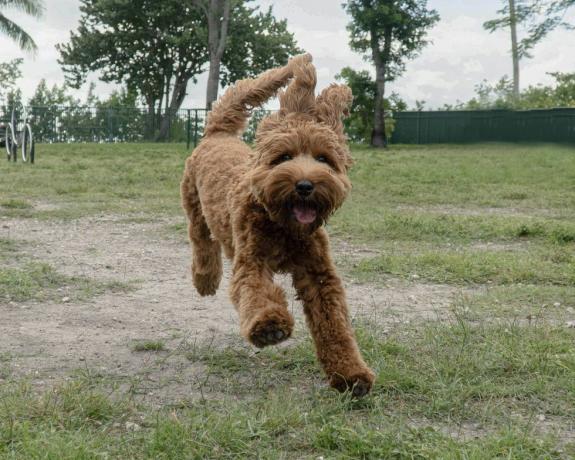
[21,123,34,163]
[5,123,17,162]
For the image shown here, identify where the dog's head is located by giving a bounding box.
[250,60,353,233]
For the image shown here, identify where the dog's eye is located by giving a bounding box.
[273,153,292,165]
[316,155,329,164]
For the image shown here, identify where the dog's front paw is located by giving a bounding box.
[243,306,294,348]
[329,367,376,398]
[192,271,221,296]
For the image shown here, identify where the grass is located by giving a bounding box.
[0,261,131,303]
[131,340,166,352]
[1,142,574,457]
[0,235,132,303]
[1,318,573,459]
[0,199,32,210]
[352,244,575,286]
[0,143,189,220]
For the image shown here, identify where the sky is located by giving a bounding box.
[1,0,574,109]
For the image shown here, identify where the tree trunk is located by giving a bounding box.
[509,0,520,98]
[370,27,392,148]
[205,55,223,110]
[204,0,231,110]
[157,74,189,141]
[145,95,156,140]
[371,62,387,148]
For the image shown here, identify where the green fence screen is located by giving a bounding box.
[393,108,575,144]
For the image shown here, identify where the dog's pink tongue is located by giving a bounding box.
[293,206,317,224]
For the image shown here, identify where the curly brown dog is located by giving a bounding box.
[180,54,375,397]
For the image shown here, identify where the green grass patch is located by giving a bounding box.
[0,143,190,220]
[1,142,574,456]
[353,244,575,286]
[131,340,166,352]
[0,238,18,262]
[346,143,575,210]
[0,262,131,303]
[332,209,575,246]
[453,284,575,318]
[1,319,573,458]
[0,199,32,209]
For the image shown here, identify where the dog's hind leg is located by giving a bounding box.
[181,169,223,296]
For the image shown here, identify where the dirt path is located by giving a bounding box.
[1,214,462,401]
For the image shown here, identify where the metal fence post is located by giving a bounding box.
[193,110,199,147]
[416,110,421,144]
[186,109,191,149]
[108,108,113,142]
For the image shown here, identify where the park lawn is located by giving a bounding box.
[1,142,574,458]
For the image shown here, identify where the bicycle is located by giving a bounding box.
[0,108,35,163]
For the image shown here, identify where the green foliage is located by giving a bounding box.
[221,3,302,86]
[336,66,406,143]
[450,72,575,110]
[484,0,574,59]
[57,0,300,133]
[27,79,78,107]
[0,58,23,113]
[0,0,43,52]
[0,58,22,93]
[343,0,439,146]
[57,0,206,117]
[343,0,440,81]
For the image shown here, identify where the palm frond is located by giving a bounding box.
[0,0,44,18]
[0,13,38,51]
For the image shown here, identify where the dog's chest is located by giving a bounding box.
[263,237,309,274]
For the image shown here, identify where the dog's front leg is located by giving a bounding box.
[230,248,294,348]
[292,236,375,397]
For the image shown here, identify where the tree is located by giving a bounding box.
[58,0,300,140]
[220,4,302,87]
[0,58,22,98]
[192,0,232,110]
[28,79,78,107]
[194,0,301,109]
[336,66,406,143]
[58,0,207,140]
[453,72,575,110]
[343,0,439,148]
[484,0,575,97]
[0,58,23,115]
[0,0,43,52]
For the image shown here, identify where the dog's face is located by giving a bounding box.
[250,61,354,233]
[250,114,352,232]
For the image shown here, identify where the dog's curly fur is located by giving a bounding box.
[181,54,375,397]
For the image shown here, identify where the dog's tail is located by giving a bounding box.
[204,53,312,137]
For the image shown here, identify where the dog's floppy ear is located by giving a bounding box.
[278,59,317,116]
[316,84,354,170]
[315,84,353,141]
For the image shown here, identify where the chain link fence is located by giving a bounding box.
[7,106,573,147]
[2,106,273,148]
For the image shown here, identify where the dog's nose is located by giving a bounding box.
[295,180,314,197]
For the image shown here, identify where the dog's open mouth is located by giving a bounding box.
[293,205,317,224]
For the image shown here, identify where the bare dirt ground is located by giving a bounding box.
[1,214,463,403]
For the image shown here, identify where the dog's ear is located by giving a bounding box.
[315,84,353,140]
[315,84,354,171]
[278,60,317,116]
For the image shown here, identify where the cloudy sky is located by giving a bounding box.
[2,0,574,109]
